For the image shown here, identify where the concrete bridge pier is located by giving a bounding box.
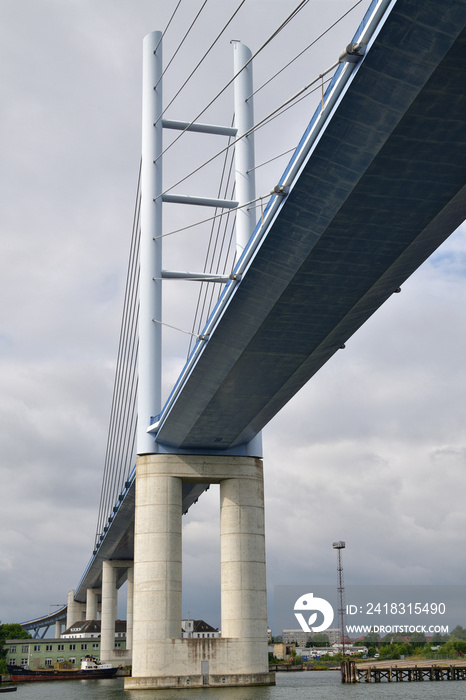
[126,453,275,690]
[100,561,118,662]
[126,564,134,651]
[66,590,85,629]
[86,587,101,620]
[100,560,133,664]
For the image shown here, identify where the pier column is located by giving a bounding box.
[126,565,134,651]
[86,588,100,621]
[220,473,268,670]
[66,590,85,629]
[131,468,182,677]
[55,621,63,637]
[100,561,118,662]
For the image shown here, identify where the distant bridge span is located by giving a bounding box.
[21,605,67,639]
[74,0,466,606]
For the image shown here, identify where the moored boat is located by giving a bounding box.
[7,655,119,682]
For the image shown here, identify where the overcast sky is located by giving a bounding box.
[1,0,465,633]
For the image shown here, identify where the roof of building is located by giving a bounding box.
[62,619,126,635]
[193,620,218,633]
[181,619,218,633]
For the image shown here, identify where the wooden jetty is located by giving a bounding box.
[341,658,466,683]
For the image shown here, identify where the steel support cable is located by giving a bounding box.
[119,363,138,487]
[112,348,138,506]
[107,222,139,509]
[247,0,364,100]
[168,4,329,354]
[248,73,335,137]
[154,66,335,208]
[98,293,138,539]
[158,68,331,244]
[96,210,139,541]
[97,323,137,537]
[155,193,269,240]
[98,204,140,535]
[155,0,356,202]
[156,62,336,210]
[152,0,313,166]
[191,145,236,346]
[202,126,235,275]
[105,253,139,496]
[218,186,237,277]
[195,168,235,345]
[188,122,236,355]
[202,211,236,325]
[154,0,210,92]
[178,76,336,355]
[248,147,296,173]
[95,168,141,541]
[155,0,247,124]
[103,249,138,501]
[114,279,139,485]
[103,250,139,533]
[203,168,237,333]
[187,139,233,355]
[154,0,183,55]
[103,328,138,530]
[104,309,138,528]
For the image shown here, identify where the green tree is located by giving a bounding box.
[438,641,460,657]
[363,631,379,648]
[311,633,330,647]
[0,624,30,675]
[379,644,402,660]
[399,642,412,657]
[409,631,426,647]
[450,626,466,641]
[380,633,405,647]
[0,623,31,660]
[430,631,446,645]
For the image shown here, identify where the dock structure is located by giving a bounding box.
[342,659,466,683]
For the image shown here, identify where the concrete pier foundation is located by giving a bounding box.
[125,454,274,690]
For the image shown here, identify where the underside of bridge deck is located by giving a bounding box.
[155,1,466,452]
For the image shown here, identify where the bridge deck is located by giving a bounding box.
[155,0,466,452]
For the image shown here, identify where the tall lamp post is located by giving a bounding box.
[333,541,347,656]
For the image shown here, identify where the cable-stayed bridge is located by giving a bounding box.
[23,0,466,687]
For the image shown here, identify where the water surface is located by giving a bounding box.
[8,670,466,699]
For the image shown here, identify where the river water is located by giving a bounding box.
[6,671,466,699]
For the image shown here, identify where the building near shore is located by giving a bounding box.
[282,628,342,646]
[181,619,220,638]
[5,617,222,668]
[5,620,128,668]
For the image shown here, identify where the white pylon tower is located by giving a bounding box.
[137,33,257,455]
[333,541,347,656]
